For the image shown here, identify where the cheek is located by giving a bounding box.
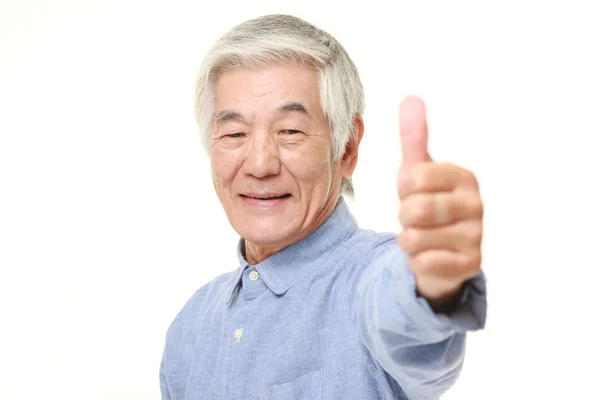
[281,148,333,185]
[210,149,241,185]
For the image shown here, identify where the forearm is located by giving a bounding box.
[356,243,486,399]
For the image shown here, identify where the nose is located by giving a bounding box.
[242,132,281,178]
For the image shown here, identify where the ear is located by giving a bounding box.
[340,115,364,179]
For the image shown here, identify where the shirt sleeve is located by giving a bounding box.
[356,238,487,400]
[159,350,171,400]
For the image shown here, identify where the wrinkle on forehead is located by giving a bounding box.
[249,89,276,99]
[214,64,325,127]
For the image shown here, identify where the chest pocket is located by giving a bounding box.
[260,367,323,400]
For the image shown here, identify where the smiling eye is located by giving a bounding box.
[225,133,245,138]
[280,129,301,135]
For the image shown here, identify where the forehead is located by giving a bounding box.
[214,63,323,117]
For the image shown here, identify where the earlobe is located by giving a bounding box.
[341,115,364,178]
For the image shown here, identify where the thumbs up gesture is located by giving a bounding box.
[397,96,483,312]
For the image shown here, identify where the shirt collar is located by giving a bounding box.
[225,198,357,304]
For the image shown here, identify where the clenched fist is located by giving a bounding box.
[397,96,484,313]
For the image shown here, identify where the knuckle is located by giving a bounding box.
[453,255,471,276]
[456,252,481,276]
[400,229,421,252]
[418,252,438,274]
[401,197,429,225]
[408,253,427,273]
[457,192,483,220]
[412,196,434,224]
[460,168,479,188]
[468,194,484,218]
[464,222,483,246]
[399,205,416,226]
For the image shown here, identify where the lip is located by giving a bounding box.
[239,193,292,208]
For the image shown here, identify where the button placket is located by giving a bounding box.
[233,328,244,341]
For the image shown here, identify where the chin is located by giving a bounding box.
[235,215,299,247]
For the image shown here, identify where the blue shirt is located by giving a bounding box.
[160,199,486,400]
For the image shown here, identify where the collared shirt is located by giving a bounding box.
[160,199,487,400]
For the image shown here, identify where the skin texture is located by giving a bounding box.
[210,63,484,312]
[210,63,363,265]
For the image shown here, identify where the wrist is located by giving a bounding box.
[416,278,464,314]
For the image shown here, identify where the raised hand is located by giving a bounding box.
[397,96,483,312]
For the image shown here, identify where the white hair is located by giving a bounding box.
[194,14,365,197]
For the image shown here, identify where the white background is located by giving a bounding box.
[1,0,599,398]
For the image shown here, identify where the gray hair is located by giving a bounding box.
[194,14,365,197]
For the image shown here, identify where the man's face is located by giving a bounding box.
[210,63,348,250]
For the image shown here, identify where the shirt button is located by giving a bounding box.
[249,270,260,281]
[234,328,243,341]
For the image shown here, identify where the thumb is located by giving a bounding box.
[399,95,432,170]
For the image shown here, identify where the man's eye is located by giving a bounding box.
[225,133,245,138]
[280,129,301,135]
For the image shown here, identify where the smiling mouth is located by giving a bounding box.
[240,194,292,200]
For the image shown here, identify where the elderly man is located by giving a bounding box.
[160,14,486,400]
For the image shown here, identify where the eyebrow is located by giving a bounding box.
[276,102,311,118]
[214,110,245,124]
[214,102,312,125]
